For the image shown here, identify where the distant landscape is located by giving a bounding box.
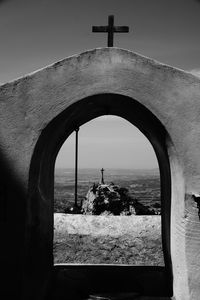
[54,168,161,213]
[54,168,164,266]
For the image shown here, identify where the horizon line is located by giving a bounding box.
[55,167,159,170]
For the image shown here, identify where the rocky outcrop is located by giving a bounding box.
[81,182,154,215]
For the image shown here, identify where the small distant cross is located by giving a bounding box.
[92,15,129,47]
[100,168,105,184]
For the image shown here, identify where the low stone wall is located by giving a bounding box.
[54,213,161,237]
[54,214,164,265]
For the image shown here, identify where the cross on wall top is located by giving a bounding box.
[92,15,129,47]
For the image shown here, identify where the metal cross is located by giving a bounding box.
[92,15,129,47]
[101,168,105,184]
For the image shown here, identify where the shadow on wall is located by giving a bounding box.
[0,149,27,300]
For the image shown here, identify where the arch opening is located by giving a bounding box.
[28,93,173,297]
[54,115,163,266]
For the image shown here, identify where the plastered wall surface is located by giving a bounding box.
[0,48,200,299]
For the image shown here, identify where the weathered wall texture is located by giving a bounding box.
[0,47,200,299]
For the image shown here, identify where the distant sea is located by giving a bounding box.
[55,167,159,177]
[55,168,160,193]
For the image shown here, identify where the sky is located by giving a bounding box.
[56,116,158,169]
[1,0,200,169]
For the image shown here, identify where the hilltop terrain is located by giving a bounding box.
[54,169,163,266]
[54,168,161,214]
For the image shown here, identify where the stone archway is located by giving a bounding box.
[1,48,200,299]
[27,93,172,298]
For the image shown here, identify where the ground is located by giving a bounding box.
[54,214,164,266]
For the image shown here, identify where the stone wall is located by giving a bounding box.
[1,47,200,299]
